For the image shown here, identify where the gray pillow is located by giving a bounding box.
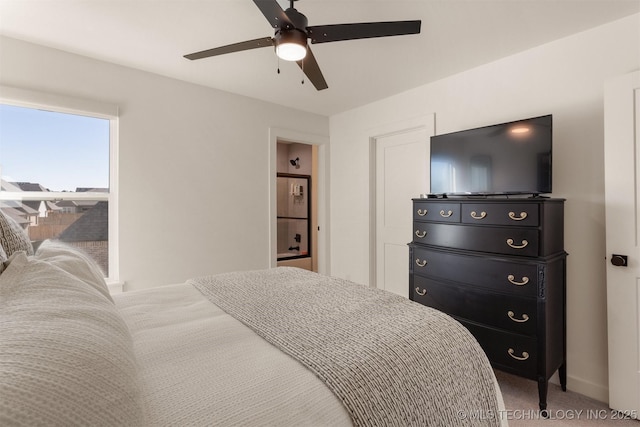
[0,210,34,257]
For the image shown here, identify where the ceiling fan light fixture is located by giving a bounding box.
[184,0,422,91]
[276,43,307,61]
[275,30,307,61]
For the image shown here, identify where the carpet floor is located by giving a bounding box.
[496,370,639,426]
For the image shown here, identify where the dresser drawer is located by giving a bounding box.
[411,246,538,297]
[461,203,539,226]
[413,222,539,257]
[413,201,460,223]
[412,276,537,334]
[461,321,538,378]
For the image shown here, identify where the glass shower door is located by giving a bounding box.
[277,174,310,260]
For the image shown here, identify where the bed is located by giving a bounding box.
[0,211,507,426]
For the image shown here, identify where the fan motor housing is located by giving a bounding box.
[283,8,308,32]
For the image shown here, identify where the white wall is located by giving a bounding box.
[0,36,329,290]
[329,14,640,402]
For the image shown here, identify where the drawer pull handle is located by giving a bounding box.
[417,209,428,216]
[440,210,453,218]
[508,348,530,361]
[415,259,427,267]
[415,230,427,238]
[507,275,529,286]
[470,211,487,220]
[509,211,528,221]
[506,238,528,249]
[507,310,530,323]
[415,287,427,296]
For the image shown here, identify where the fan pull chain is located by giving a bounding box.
[277,56,281,74]
[301,58,305,85]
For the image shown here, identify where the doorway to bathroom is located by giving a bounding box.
[276,141,318,272]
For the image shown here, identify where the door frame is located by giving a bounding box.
[269,127,329,274]
[369,114,435,288]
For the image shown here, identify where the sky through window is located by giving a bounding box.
[0,104,109,192]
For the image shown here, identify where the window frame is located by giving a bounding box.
[0,85,120,288]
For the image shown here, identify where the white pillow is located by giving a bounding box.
[35,239,112,303]
[0,252,144,426]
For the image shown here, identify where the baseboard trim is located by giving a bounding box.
[563,373,609,404]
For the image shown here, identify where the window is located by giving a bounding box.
[0,86,118,282]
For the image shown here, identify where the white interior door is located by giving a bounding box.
[375,128,429,297]
[605,70,640,416]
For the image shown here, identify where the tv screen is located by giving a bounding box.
[430,115,552,196]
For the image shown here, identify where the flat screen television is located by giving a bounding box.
[430,114,552,196]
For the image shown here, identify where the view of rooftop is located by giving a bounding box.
[1,180,109,274]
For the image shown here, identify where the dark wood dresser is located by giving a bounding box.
[408,197,566,412]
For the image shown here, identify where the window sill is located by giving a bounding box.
[106,280,124,295]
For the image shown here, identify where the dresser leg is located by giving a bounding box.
[538,377,548,416]
[559,363,567,391]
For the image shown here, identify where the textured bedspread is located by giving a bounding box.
[189,267,502,427]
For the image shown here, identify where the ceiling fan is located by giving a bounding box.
[184,0,421,91]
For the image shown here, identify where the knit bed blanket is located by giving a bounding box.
[188,267,501,427]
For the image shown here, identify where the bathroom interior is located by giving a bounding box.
[276,141,317,272]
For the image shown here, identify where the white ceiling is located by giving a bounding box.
[0,0,638,116]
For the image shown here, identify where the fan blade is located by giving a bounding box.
[308,20,421,44]
[296,46,328,91]
[184,37,274,60]
[253,0,293,29]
